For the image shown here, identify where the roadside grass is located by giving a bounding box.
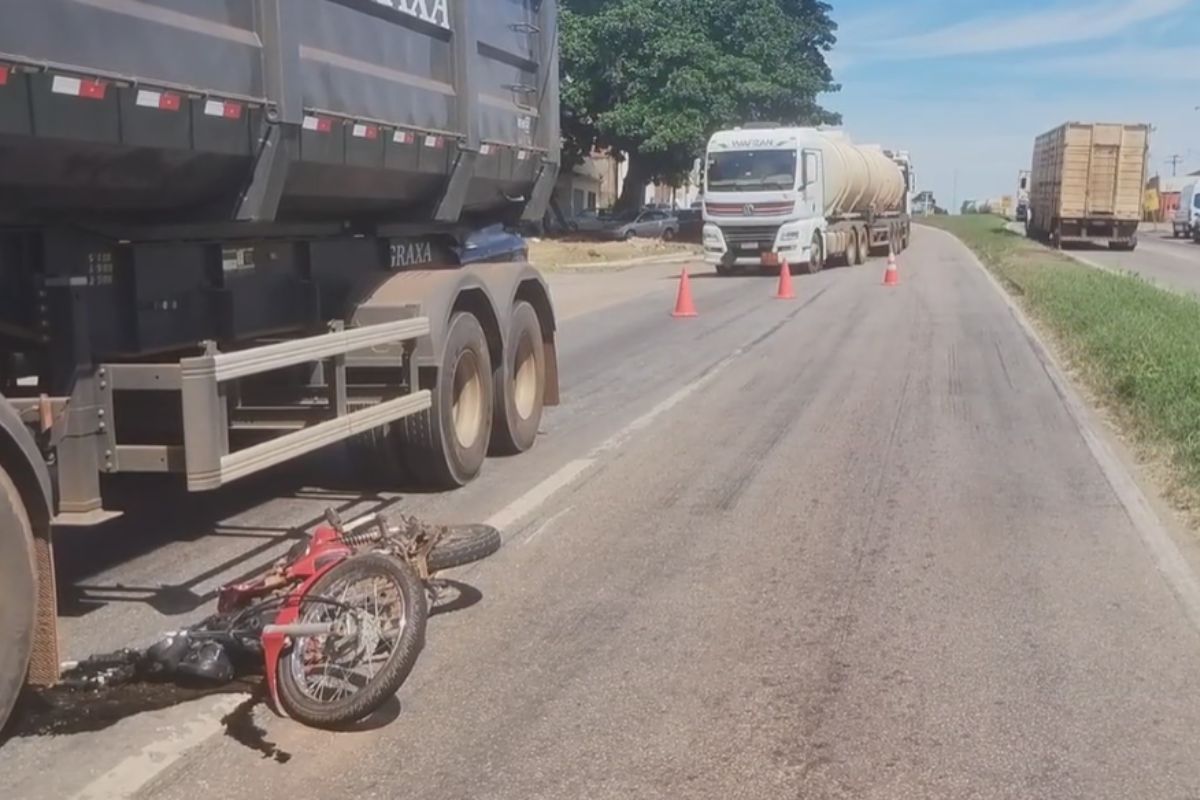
[923,214,1200,514]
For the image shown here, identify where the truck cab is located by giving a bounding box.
[702,127,910,275]
[1174,181,1200,239]
[701,129,825,273]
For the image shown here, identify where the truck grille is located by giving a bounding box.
[719,225,780,247]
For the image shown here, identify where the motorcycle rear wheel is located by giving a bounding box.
[427,524,502,572]
[276,553,427,728]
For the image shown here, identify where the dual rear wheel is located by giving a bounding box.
[359,302,546,489]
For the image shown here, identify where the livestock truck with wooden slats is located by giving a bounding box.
[0,0,562,729]
[1026,122,1149,250]
[702,126,913,276]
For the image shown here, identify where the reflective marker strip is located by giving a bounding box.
[393,130,414,145]
[135,90,181,111]
[351,123,378,140]
[51,75,107,100]
[424,135,444,149]
[203,99,242,119]
[517,150,529,161]
[479,144,492,155]
[0,66,8,87]
[303,115,333,133]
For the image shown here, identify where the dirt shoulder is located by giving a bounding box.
[528,237,700,272]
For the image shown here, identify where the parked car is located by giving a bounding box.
[566,209,610,233]
[601,209,680,240]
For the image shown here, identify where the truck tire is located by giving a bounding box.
[841,230,858,267]
[400,312,494,488]
[802,234,824,274]
[852,228,866,265]
[491,301,545,455]
[0,467,37,731]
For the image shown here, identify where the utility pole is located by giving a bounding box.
[1166,155,1183,176]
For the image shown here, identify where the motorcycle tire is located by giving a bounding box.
[427,524,502,572]
[276,553,427,729]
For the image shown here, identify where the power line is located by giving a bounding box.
[1166,155,1184,177]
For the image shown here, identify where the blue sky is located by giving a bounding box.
[825,0,1199,210]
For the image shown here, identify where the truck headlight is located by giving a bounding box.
[778,229,801,243]
[703,225,723,248]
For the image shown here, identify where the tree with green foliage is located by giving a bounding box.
[560,0,841,209]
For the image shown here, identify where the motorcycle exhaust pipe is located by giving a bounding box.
[263,622,336,637]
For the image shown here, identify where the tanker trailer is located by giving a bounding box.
[702,126,912,275]
[0,0,562,728]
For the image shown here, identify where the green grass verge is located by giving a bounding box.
[923,214,1200,509]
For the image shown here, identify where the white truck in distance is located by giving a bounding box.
[702,127,913,275]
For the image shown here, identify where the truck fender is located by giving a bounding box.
[347,263,559,405]
[0,394,53,527]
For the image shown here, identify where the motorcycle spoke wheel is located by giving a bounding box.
[276,553,428,729]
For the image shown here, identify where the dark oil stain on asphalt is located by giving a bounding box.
[221,695,292,764]
[5,680,253,739]
[5,679,293,765]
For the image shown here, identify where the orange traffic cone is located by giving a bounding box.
[883,251,900,286]
[672,268,698,318]
[776,259,796,300]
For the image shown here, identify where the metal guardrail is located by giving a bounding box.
[96,319,433,492]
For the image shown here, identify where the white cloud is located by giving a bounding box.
[1024,45,1198,81]
[847,0,1193,60]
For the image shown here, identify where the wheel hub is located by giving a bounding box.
[451,350,484,449]
[512,333,538,420]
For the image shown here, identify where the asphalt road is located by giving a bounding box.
[1084,226,1200,294]
[1019,221,1200,295]
[6,229,1200,799]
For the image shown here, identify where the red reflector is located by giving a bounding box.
[160,92,181,111]
[223,102,243,120]
[79,79,107,100]
[0,66,9,87]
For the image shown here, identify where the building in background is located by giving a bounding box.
[553,151,705,216]
[1147,174,1199,222]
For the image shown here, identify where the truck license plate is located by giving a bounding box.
[739,242,758,251]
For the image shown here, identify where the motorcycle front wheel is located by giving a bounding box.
[276,553,427,728]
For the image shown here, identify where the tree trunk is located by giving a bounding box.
[617,152,651,211]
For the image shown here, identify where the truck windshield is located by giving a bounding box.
[707,150,797,192]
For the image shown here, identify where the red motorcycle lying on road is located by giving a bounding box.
[61,510,500,729]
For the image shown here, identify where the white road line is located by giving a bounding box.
[70,695,246,800]
[927,225,1200,632]
[486,343,749,536]
[486,459,595,533]
[520,506,575,546]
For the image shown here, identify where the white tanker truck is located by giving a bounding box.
[702,126,913,275]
